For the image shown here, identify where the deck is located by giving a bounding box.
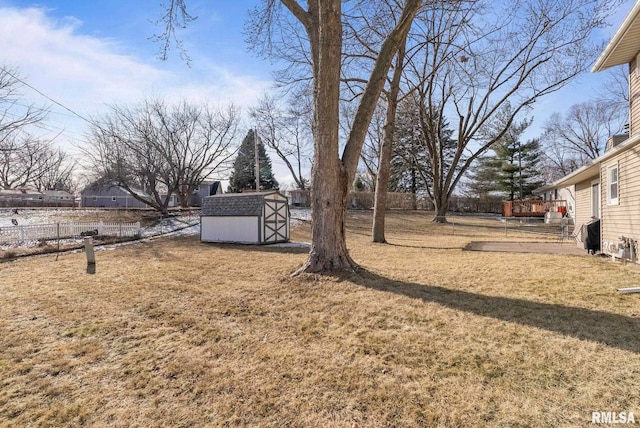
[502,199,567,217]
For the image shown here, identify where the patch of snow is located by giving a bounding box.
[140,216,199,238]
[290,208,311,227]
[0,208,109,227]
[1,207,309,251]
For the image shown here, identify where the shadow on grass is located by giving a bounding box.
[199,242,311,255]
[145,235,310,255]
[347,269,640,354]
[387,242,461,250]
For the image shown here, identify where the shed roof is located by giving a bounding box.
[201,191,282,216]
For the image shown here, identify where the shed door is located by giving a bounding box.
[263,199,288,242]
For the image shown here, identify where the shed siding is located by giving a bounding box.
[631,57,640,136]
[201,216,259,243]
[600,146,640,254]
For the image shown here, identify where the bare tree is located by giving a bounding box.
[151,0,197,65]
[598,66,629,109]
[372,33,407,243]
[31,146,76,193]
[0,66,54,190]
[247,0,422,273]
[0,136,51,189]
[402,0,616,222]
[542,99,626,170]
[0,67,48,141]
[359,103,387,191]
[250,93,311,190]
[84,99,239,214]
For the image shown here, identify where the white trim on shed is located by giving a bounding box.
[200,191,290,244]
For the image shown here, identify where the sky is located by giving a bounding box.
[0,0,636,189]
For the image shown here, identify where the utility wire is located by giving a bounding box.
[1,66,94,125]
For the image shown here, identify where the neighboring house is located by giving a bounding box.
[159,193,178,208]
[200,191,289,244]
[540,1,640,260]
[42,190,74,202]
[190,181,222,207]
[81,184,152,209]
[0,188,78,207]
[0,188,43,200]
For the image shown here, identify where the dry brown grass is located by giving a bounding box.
[1,211,639,427]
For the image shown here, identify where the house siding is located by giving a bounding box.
[574,180,594,231]
[600,146,640,254]
[631,56,640,136]
[81,186,149,208]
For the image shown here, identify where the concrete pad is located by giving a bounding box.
[464,241,588,256]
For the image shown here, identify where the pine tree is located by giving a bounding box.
[466,155,500,199]
[468,119,545,201]
[390,100,458,198]
[227,130,279,193]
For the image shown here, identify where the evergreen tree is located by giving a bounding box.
[389,99,458,199]
[469,118,545,200]
[466,155,500,199]
[228,130,278,192]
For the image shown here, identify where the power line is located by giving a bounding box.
[1,66,94,125]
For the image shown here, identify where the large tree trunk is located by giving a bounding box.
[432,193,449,223]
[298,161,356,272]
[295,0,357,274]
[287,0,421,274]
[433,208,448,222]
[372,36,406,243]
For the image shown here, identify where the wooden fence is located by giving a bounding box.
[287,190,503,213]
[0,221,141,246]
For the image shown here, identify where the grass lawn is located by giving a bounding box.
[1,211,639,427]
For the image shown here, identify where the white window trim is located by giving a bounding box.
[607,162,619,206]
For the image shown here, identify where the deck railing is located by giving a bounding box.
[502,199,567,217]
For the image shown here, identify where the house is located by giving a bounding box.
[42,190,74,202]
[200,191,289,244]
[0,188,44,207]
[541,1,640,260]
[159,193,178,208]
[190,181,222,207]
[0,188,43,200]
[81,184,152,209]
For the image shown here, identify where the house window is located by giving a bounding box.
[607,163,619,205]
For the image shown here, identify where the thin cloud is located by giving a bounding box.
[0,6,271,122]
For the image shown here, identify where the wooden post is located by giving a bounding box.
[56,223,60,261]
[84,237,96,265]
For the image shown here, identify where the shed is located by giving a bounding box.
[200,191,290,244]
